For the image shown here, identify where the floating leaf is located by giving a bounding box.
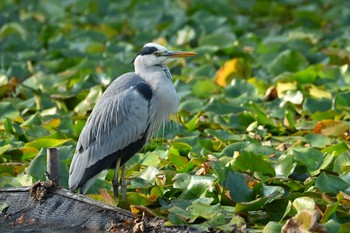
[282,209,320,232]
[25,138,69,150]
[27,148,47,181]
[0,163,26,177]
[293,197,316,213]
[276,81,297,97]
[0,22,27,39]
[334,152,350,175]
[20,147,39,160]
[233,151,275,176]
[192,79,218,98]
[174,174,215,200]
[305,134,332,148]
[226,170,253,203]
[215,58,251,87]
[315,172,349,194]
[263,222,283,233]
[308,85,332,99]
[293,147,325,176]
[313,120,349,137]
[275,154,297,179]
[303,97,332,113]
[187,203,223,223]
[322,142,349,156]
[127,192,153,206]
[0,102,20,121]
[42,118,61,130]
[198,32,236,50]
[268,50,308,76]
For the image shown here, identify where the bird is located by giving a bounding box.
[68,42,197,198]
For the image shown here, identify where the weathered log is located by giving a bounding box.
[0,147,199,232]
[0,185,198,232]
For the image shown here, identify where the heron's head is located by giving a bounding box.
[133,43,197,68]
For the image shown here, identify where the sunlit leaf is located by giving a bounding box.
[263,221,282,233]
[293,197,316,213]
[308,84,332,99]
[42,118,61,130]
[322,142,349,156]
[20,147,40,160]
[275,154,297,179]
[276,81,297,97]
[0,144,12,155]
[233,151,275,176]
[334,152,350,175]
[25,138,70,150]
[174,174,215,199]
[215,58,251,87]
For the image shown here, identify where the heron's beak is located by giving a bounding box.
[164,51,197,58]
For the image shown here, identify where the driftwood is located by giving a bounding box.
[0,147,200,232]
[0,184,198,232]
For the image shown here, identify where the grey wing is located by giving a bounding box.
[69,74,151,191]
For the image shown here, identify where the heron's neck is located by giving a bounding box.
[157,64,172,80]
[135,63,172,80]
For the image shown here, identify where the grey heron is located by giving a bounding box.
[68,43,197,197]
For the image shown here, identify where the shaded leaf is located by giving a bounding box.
[315,172,349,194]
[226,170,253,203]
[268,50,308,76]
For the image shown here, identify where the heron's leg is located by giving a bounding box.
[120,164,127,202]
[112,157,121,196]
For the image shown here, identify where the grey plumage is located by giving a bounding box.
[69,74,151,193]
[68,43,196,195]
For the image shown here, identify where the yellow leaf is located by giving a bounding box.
[308,85,332,99]
[215,59,238,87]
[25,138,70,149]
[20,147,39,160]
[337,192,350,207]
[42,118,61,130]
[276,81,297,97]
[314,120,349,137]
[0,144,12,155]
[215,58,250,87]
[99,189,118,206]
[130,205,142,214]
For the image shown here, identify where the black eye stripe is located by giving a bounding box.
[138,46,158,55]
